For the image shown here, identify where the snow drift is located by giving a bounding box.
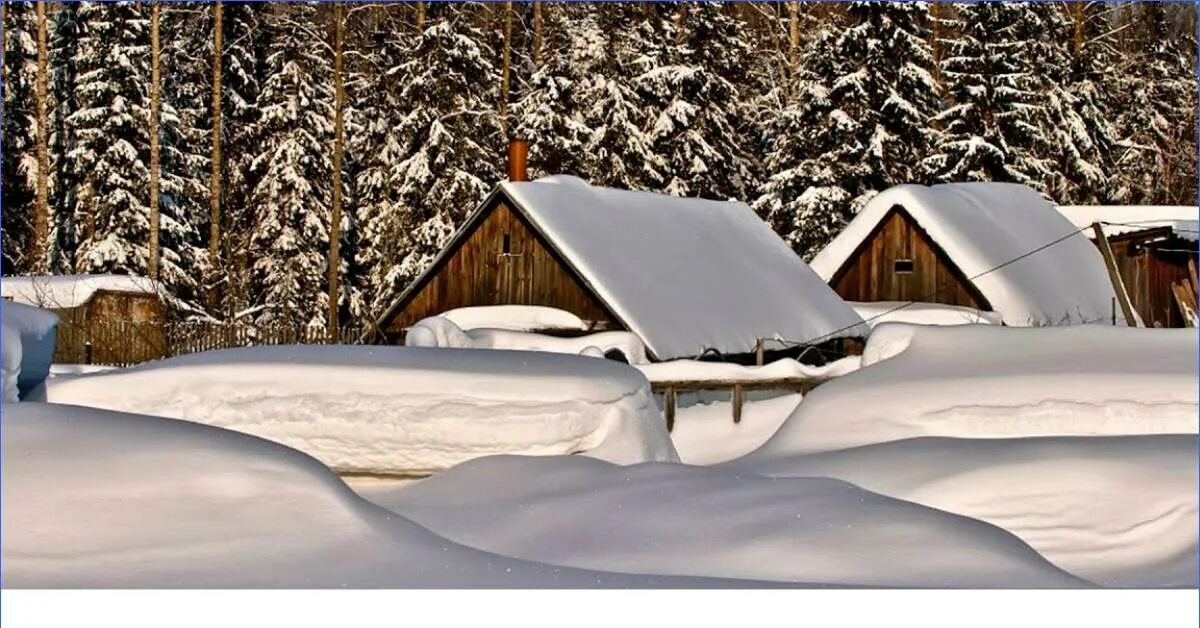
[849,301,1003,328]
[1,300,58,399]
[40,345,677,475]
[0,403,747,588]
[407,315,648,364]
[439,305,589,332]
[755,324,1198,455]
[734,435,1198,588]
[363,455,1087,587]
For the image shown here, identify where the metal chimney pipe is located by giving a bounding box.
[507,138,529,182]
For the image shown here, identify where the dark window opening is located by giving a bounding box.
[894,259,915,274]
[502,233,511,254]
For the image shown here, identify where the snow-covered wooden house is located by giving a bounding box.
[1058,205,1199,328]
[0,274,169,364]
[809,183,1128,326]
[373,176,869,362]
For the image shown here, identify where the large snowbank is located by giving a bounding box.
[637,355,860,383]
[850,301,1003,328]
[0,403,747,588]
[810,183,1124,326]
[1,300,58,399]
[364,455,1085,587]
[670,393,801,465]
[735,435,1198,588]
[755,324,1198,455]
[439,305,589,332]
[1,273,164,309]
[1058,205,1199,242]
[499,177,870,358]
[41,345,678,475]
[407,316,648,364]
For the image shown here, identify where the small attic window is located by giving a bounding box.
[894,259,915,274]
[502,233,511,254]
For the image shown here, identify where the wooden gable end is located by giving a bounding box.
[386,201,618,334]
[830,207,989,310]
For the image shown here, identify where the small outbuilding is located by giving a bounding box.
[809,183,1128,326]
[373,176,869,362]
[1,274,169,364]
[1057,205,1199,328]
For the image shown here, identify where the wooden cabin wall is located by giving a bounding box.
[1108,235,1197,328]
[52,292,168,365]
[388,203,618,334]
[831,210,984,310]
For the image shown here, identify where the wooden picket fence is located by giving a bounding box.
[54,320,374,367]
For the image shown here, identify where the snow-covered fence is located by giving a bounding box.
[54,320,372,366]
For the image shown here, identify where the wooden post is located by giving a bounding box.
[664,385,676,432]
[732,384,743,424]
[754,338,764,366]
[148,2,162,279]
[1092,223,1137,327]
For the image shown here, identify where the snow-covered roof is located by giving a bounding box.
[1,274,165,309]
[1057,205,1199,243]
[810,183,1124,326]
[496,178,869,359]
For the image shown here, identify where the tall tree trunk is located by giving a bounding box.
[33,0,50,272]
[415,1,424,31]
[210,1,223,312]
[328,1,346,340]
[148,2,162,279]
[789,1,800,76]
[500,0,512,136]
[533,1,543,67]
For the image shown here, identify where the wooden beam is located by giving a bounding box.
[1092,223,1138,327]
[731,384,743,424]
[664,385,676,432]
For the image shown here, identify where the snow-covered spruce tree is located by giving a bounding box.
[2,1,39,272]
[373,4,502,310]
[1109,2,1198,205]
[923,2,1050,190]
[637,2,755,200]
[754,1,940,259]
[510,1,596,180]
[1039,2,1117,205]
[579,3,664,192]
[47,1,84,272]
[246,2,333,329]
[66,1,154,278]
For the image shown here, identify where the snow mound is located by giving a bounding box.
[439,305,588,332]
[362,455,1086,587]
[638,355,860,383]
[0,403,745,588]
[408,316,650,364]
[41,345,678,475]
[1,300,58,399]
[734,435,1198,588]
[1,273,164,309]
[810,183,1124,326]
[850,301,1003,328]
[1058,205,1199,243]
[756,325,1199,455]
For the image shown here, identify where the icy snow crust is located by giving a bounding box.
[439,305,589,332]
[501,178,870,359]
[734,435,1199,588]
[1,273,165,308]
[755,324,1199,455]
[1058,205,1199,242]
[1,300,58,399]
[363,455,1086,587]
[0,403,760,588]
[810,183,1123,326]
[40,345,678,474]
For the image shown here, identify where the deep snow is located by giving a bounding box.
[0,403,760,588]
[1,273,164,309]
[361,455,1086,587]
[732,435,1198,588]
[40,344,678,475]
[439,305,589,332]
[1,300,58,399]
[755,324,1198,455]
[849,301,1003,328]
[407,315,649,364]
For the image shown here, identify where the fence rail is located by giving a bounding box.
[54,321,375,367]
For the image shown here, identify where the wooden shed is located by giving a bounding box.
[372,176,869,362]
[1058,206,1199,328]
[809,183,1127,326]
[1,274,169,364]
